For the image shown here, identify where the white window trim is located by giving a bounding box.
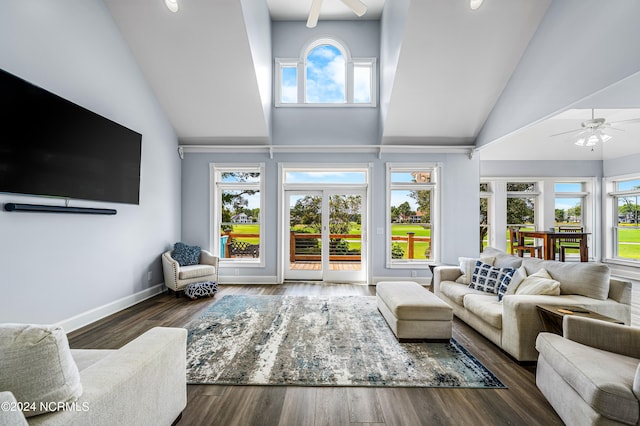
[275,36,377,107]
[210,163,265,268]
[386,162,441,268]
[604,173,640,264]
[483,177,596,256]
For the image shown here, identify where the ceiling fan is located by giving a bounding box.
[307,0,368,28]
[550,109,640,148]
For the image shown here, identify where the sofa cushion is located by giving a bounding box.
[469,261,516,294]
[439,281,486,306]
[178,264,216,280]
[497,266,527,301]
[172,242,201,266]
[522,258,610,300]
[463,294,502,329]
[0,324,82,418]
[536,332,640,424]
[515,269,561,296]
[455,256,495,284]
[481,247,524,269]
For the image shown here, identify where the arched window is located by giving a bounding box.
[276,37,376,106]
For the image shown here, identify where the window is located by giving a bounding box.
[275,37,376,107]
[609,177,640,261]
[554,182,586,228]
[480,182,491,252]
[387,165,439,266]
[211,164,264,266]
[506,182,538,251]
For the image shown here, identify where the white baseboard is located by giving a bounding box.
[371,276,431,286]
[218,275,279,284]
[56,284,165,333]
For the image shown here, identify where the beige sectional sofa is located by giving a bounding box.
[433,247,631,362]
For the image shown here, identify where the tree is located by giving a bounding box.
[394,201,414,222]
[221,172,259,223]
[290,196,322,231]
[409,190,430,223]
[507,197,534,225]
[555,208,565,223]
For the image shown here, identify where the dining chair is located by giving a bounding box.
[558,226,583,262]
[508,227,543,258]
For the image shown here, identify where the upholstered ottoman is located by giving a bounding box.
[184,281,218,300]
[376,281,453,341]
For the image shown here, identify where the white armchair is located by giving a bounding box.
[536,315,640,425]
[162,249,219,297]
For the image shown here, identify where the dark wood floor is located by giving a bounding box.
[67,283,563,426]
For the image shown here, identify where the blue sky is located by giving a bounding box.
[306,45,345,103]
[285,171,366,184]
[282,44,371,104]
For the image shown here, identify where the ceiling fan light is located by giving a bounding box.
[164,0,179,13]
[470,0,484,10]
[574,136,587,147]
[601,133,612,143]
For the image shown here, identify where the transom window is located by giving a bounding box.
[276,37,376,107]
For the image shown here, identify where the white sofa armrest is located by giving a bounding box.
[433,266,462,296]
[563,315,640,359]
[501,295,571,362]
[30,327,187,426]
[0,391,28,426]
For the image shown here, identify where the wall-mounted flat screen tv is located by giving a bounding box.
[0,68,142,205]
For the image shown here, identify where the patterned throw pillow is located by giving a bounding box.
[172,242,201,266]
[497,266,526,302]
[469,261,516,295]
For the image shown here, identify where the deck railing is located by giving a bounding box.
[290,231,431,262]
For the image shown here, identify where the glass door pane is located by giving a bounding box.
[286,192,323,280]
[325,192,366,282]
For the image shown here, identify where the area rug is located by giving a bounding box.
[185,295,505,388]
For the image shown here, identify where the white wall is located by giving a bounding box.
[477,0,640,148]
[180,151,479,283]
[0,0,181,326]
[271,21,381,145]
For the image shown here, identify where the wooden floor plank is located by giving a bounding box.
[67,283,563,426]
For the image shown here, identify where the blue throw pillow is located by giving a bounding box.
[172,242,201,266]
[469,260,515,295]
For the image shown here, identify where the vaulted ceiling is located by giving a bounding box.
[103,0,640,160]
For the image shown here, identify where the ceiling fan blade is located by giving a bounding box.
[550,128,582,137]
[340,0,367,17]
[608,117,640,126]
[307,0,322,28]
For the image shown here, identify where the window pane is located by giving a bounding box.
[353,64,371,103]
[281,66,297,103]
[617,195,640,260]
[391,171,431,183]
[220,189,260,260]
[480,197,488,252]
[285,171,366,184]
[555,182,582,192]
[617,179,640,191]
[306,44,346,103]
[221,171,260,183]
[507,182,536,192]
[390,189,432,261]
[555,197,582,226]
[507,197,535,225]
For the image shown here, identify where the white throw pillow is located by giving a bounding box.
[515,268,561,296]
[0,324,82,418]
[456,256,495,284]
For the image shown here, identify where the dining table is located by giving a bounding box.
[517,230,590,262]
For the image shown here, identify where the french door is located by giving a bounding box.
[285,189,366,282]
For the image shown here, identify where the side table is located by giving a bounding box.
[536,304,624,335]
